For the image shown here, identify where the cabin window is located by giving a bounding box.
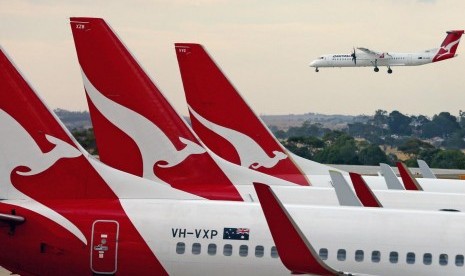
[337,249,346,261]
[406,252,415,264]
[207,243,217,256]
[389,251,398,263]
[455,255,464,266]
[319,248,328,260]
[223,244,233,256]
[372,250,381,263]
[192,243,201,255]
[440,254,448,266]
[423,253,432,265]
[255,245,264,258]
[239,245,248,257]
[176,242,185,254]
[271,246,279,258]
[355,250,364,262]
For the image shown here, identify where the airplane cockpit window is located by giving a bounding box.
[319,248,328,260]
[176,242,185,254]
[456,255,464,266]
[423,253,432,265]
[320,57,324,59]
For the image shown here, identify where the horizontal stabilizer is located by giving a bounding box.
[0,213,25,224]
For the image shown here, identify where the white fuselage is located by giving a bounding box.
[119,198,465,276]
[310,49,438,69]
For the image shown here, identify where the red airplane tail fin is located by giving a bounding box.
[349,172,383,207]
[175,43,310,186]
[70,18,242,201]
[396,162,423,191]
[0,46,118,201]
[433,30,464,62]
[0,46,173,274]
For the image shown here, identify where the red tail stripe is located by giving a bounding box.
[349,172,382,207]
[396,162,423,191]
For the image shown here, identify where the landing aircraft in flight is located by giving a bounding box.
[309,30,464,73]
[3,44,465,276]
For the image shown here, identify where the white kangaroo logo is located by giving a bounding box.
[436,38,460,59]
[0,109,86,244]
[188,106,287,169]
[82,71,206,185]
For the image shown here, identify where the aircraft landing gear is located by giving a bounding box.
[372,59,379,72]
[315,67,319,72]
[387,67,393,74]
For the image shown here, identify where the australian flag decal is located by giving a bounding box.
[223,227,250,240]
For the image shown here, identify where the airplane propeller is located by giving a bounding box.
[351,47,357,65]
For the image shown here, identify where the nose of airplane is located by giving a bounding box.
[309,60,318,67]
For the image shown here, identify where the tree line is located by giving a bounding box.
[271,110,465,169]
[57,109,465,169]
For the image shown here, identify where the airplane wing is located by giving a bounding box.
[357,47,382,56]
[253,183,372,276]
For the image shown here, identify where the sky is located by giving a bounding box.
[0,0,464,117]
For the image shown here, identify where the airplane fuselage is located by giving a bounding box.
[2,198,465,275]
[310,50,439,71]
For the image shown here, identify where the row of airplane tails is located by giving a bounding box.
[1,17,465,275]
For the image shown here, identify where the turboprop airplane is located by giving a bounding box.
[309,30,464,73]
[175,42,465,194]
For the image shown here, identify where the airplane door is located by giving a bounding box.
[91,220,119,275]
